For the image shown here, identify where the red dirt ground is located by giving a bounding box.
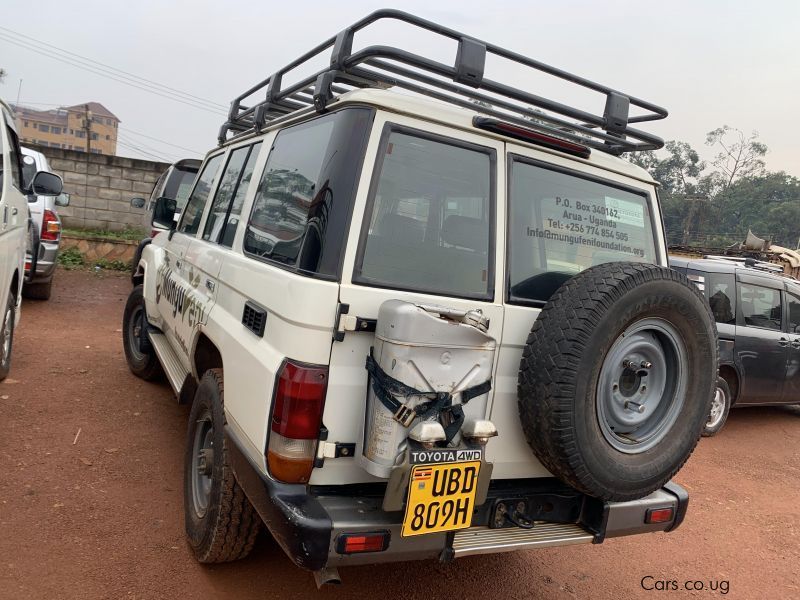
[1,268,798,599]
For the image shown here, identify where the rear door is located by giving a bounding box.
[782,287,800,403]
[496,145,663,478]
[734,274,787,404]
[322,113,505,485]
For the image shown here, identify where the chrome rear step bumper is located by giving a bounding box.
[453,522,593,557]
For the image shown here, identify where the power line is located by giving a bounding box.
[115,138,172,163]
[0,25,227,111]
[0,32,227,116]
[117,133,174,161]
[119,127,204,156]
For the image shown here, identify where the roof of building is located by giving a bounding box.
[11,104,69,125]
[64,102,119,121]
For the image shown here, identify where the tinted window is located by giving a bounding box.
[203,146,250,242]
[204,143,261,246]
[162,166,199,210]
[244,108,373,277]
[706,272,736,325]
[178,154,223,236]
[787,291,800,334]
[220,143,261,247]
[508,160,657,304]
[148,170,168,204]
[355,131,493,299]
[739,283,782,330]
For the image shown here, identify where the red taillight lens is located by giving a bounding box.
[473,116,592,159]
[267,360,328,483]
[150,228,161,238]
[645,507,674,524]
[271,361,328,439]
[336,532,390,554]
[41,210,60,241]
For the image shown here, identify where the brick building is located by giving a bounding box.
[11,102,119,155]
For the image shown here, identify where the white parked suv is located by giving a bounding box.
[0,99,62,378]
[21,146,70,300]
[123,11,716,585]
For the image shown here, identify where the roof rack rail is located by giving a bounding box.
[219,9,667,155]
[704,255,787,275]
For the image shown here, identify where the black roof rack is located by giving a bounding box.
[220,9,667,156]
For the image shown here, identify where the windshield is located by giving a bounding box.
[163,166,199,211]
[508,159,657,304]
[21,154,37,193]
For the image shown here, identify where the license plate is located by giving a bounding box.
[401,460,481,537]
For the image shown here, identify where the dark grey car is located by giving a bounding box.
[670,256,800,435]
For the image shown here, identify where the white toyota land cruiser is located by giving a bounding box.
[0,98,62,379]
[123,10,716,586]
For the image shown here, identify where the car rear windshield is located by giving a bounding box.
[508,158,657,304]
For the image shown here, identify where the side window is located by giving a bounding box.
[706,272,736,325]
[5,125,23,190]
[178,154,224,236]
[220,143,261,247]
[787,291,800,334]
[149,170,168,205]
[355,130,493,299]
[203,142,261,246]
[243,108,372,277]
[738,283,782,331]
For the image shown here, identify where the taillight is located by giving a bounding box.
[267,360,328,483]
[150,229,161,238]
[473,116,592,159]
[41,210,60,241]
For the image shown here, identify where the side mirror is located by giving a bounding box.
[130,197,146,209]
[28,171,63,197]
[55,192,70,207]
[152,196,177,230]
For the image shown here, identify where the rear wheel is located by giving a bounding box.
[184,369,261,563]
[122,284,162,380]
[23,279,53,300]
[702,377,731,437]
[0,291,16,381]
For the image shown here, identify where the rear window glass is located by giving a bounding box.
[508,159,657,304]
[355,130,493,299]
[706,272,736,325]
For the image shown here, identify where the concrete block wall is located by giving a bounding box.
[26,143,170,231]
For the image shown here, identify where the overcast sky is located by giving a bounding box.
[1,0,798,176]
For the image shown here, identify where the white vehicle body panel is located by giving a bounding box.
[138,89,666,487]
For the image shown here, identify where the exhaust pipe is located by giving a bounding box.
[313,567,341,588]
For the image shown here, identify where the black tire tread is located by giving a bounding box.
[23,279,53,300]
[191,369,260,563]
[122,285,163,381]
[518,262,717,501]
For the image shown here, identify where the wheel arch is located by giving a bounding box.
[193,331,223,380]
[718,363,740,405]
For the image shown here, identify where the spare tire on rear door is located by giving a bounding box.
[518,262,717,502]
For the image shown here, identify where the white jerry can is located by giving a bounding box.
[360,300,497,479]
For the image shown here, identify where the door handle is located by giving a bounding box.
[778,337,790,347]
[11,207,17,216]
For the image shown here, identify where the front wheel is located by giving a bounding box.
[122,285,162,381]
[0,291,16,381]
[702,377,731,437]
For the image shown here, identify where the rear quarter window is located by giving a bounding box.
[508,158,657,304]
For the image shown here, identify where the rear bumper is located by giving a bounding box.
[25,240,59,284]
[226,429,688,571]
